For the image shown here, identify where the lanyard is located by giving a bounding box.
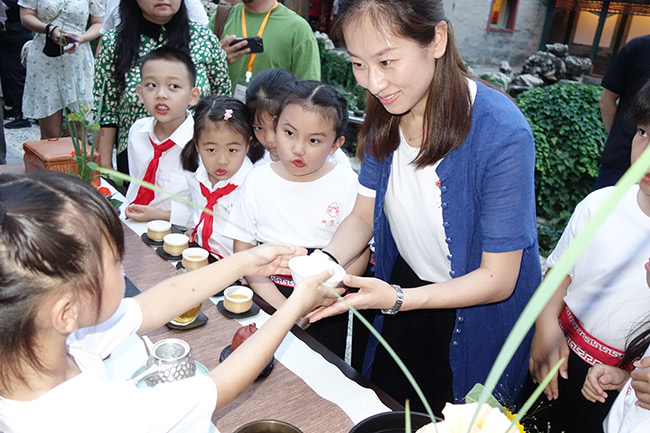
[242,1,278,82]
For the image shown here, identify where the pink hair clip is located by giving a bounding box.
[224,109,233,121]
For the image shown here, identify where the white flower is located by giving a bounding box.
[416,403,513,433]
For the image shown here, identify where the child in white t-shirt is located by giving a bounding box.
[529,80,650,433]
[245,69,351,168]
[580,80,650,433]
[224,81,368,357]
[0,170,339,433]
[582,257,650,433]
[124,46,200,224]
[176,95,254,258]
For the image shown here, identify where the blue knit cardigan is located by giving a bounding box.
[360,81,541,403]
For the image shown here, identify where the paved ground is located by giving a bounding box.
[3,121,39,165]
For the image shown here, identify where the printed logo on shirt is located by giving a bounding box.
[326,202,339,218]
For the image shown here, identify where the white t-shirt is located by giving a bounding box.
[125,115,193,226]
[381,79,477,283]
[253,148,352,168]
[180,156,254,257]
[604,345,650,433]
[385,132,450,283]
[0,299,218,433]
[100,0,209,34]
[223,163,358,247]
[548,185,650,349]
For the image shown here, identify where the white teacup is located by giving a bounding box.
[182,247,209,270]
[288,255,345,288]
[163,233,189,256]
[147,220,171,241]
[223,286,253,314]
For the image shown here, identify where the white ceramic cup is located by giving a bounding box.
[147,220,172,241]
[223,286,253,314]
[181,247,209,270]
[288,255,345,288]
[163,233,189,256]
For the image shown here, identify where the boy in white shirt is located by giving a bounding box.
[124,46,200,224]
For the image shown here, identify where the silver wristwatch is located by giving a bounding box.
[381,284,404,315]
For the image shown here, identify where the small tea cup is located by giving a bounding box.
[289,255,345,288]
[224,286,253,314]
[163,233,189,256]
[147,220,171,241]
[182,247,209,270]
[169,268,202,326]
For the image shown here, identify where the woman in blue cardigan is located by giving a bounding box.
[310,0,541,414]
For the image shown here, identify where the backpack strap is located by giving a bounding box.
[212,3,234,40]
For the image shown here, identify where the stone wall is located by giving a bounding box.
[444,0,548,66]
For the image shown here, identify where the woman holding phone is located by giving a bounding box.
[309,0,541,415]
[19,0,104,139]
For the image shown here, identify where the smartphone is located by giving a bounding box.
[64,33,81,43]
[63,33,81,45]
[230,37,264,54]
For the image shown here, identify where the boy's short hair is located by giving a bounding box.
[140,45,197,87]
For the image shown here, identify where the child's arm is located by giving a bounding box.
[125,204,170,222]
[234,239,290,310]
[210,269,340,410]
[582,364,630,403]
[529,273,571,400]
[632,357,650,409]
[135,243,306,331]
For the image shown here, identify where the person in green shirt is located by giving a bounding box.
[209,0,320,90]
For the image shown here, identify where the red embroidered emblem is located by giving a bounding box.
[326,202,339,218]
[436,180,441,188]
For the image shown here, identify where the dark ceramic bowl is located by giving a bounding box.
[234,420,302,433]
[349,411,437,433]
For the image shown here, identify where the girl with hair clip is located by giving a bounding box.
[93,0,231,173]
[245,68,351,168]
[224,80,368,358]
[178,95,254,259]
[307,0,540,414]
[0,170,339,433]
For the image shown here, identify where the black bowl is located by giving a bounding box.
[349,411,437,433]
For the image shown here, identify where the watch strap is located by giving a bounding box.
[381,284,403,315]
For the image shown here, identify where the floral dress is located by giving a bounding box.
[94,21,231,155]
[19,0,105,119]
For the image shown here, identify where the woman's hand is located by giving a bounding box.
[50,26,64,44]
[582,364,629,403]
[219,34,250,64]
[631,357,650,409]
[307,274,397,322]
[529,315,570,400]
[242,243,307,278]
[62,32,83,54]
